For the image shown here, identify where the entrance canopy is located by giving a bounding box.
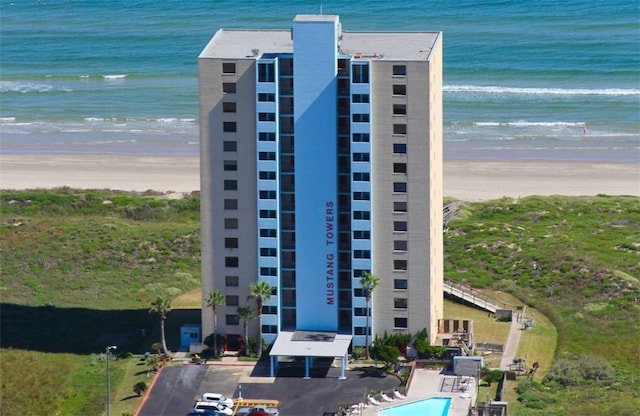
[269,331,353,379]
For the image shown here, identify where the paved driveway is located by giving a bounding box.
[138,360,400,416]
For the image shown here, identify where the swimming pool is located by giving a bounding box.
[378,397,451,416]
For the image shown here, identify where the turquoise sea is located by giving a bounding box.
[1,0,639,162]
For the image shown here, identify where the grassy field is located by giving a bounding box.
[1,190,638,415]
[445,195,640,414]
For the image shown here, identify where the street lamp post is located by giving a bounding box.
[106,345,117,416]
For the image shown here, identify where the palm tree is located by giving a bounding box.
[248,281,273,359]
[359,272,380,360]
[237,306,255,356]
[206,289,226,358]
[149,296,172,355]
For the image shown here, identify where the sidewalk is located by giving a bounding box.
[498,315,522,370]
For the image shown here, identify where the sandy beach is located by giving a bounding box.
[1,154,638,201]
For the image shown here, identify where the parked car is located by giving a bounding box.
[193,401,233,415]
[186,412,223,416]
[247,405,279,416]
[201,392,234,408]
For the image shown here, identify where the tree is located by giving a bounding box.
[248,281,273,359]
[133,381,148,396]
[149,296,171,355]
[237,306,255,356]
[206,289,226,358]
[359,272,380,360]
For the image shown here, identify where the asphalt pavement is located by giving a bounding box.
[138,359,400,416]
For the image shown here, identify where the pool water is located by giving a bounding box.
[378,397,451,416]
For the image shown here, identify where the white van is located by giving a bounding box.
[193,401,233,415]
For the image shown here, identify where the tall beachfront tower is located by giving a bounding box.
[198,15,443,350]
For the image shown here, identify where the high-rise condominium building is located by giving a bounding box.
[198,15,443,352]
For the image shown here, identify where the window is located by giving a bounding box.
[353,133,370,142]
[259,151,276,161]
[394,279,408,290]
[352,64,369,83]
[225,256,238,267]
[260,267,277,276]
[224,199,238,210]
[223,122,237,132]
[393,84,406,95]
[223,141,237,152]
[354,288,365,297]
[259,209,276,218]
[394,259,408,270]
[224,218,238,229]
[394,317,408,328]
[226,295,239,306]
[225,237,238,248]
[259,190,276,199]
[258,62,275,82]
[354,308,369,316]
[223,160,237,171]
[353,153,370,162]
[394,240,408,251]
[226,315,239,325]
[394,298,408,309]
[222,83,236,93]
[394,182,407,193]
[258,93,275,102]
[394,201,407,212]
[354,250,370,259]
[352,94,369,103]
[259,171,276,180]
[260,228,277,237]
[354,326,366,336]
[259,112,276,122]
[393,104,407,115]
[393,143,407,154]
[262,325,278,334]
[262,305,277,314]
[393,124,407,135]
[353,210,370,220]
[223,102,236,113]
[353,192,370,200]
[224,180,237,190]
[258,132,276,141]
[260,247,277,257]
[353,172,370,181]
[353,230,371,239]
[225,275,239,286]
[352,113,370,123]
[393,65,407,76]
[394,221,408,232]
[222,62,236,74]
[393,163,407,174]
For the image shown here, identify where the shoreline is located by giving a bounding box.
[1,153,638,201]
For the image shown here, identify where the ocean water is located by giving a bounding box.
[1,0,639,162]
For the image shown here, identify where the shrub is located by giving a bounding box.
[352,347,366,360]
[483,369,504,386]
[370,344,400,368]
[133,381,147,396]
[577,355,615,382]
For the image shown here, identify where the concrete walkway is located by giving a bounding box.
[498,315,522,370]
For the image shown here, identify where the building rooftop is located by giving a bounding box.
[199,27,440,61]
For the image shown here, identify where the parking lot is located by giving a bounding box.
[138,360,401,416]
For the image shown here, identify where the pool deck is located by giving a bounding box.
[361,369,476,416]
